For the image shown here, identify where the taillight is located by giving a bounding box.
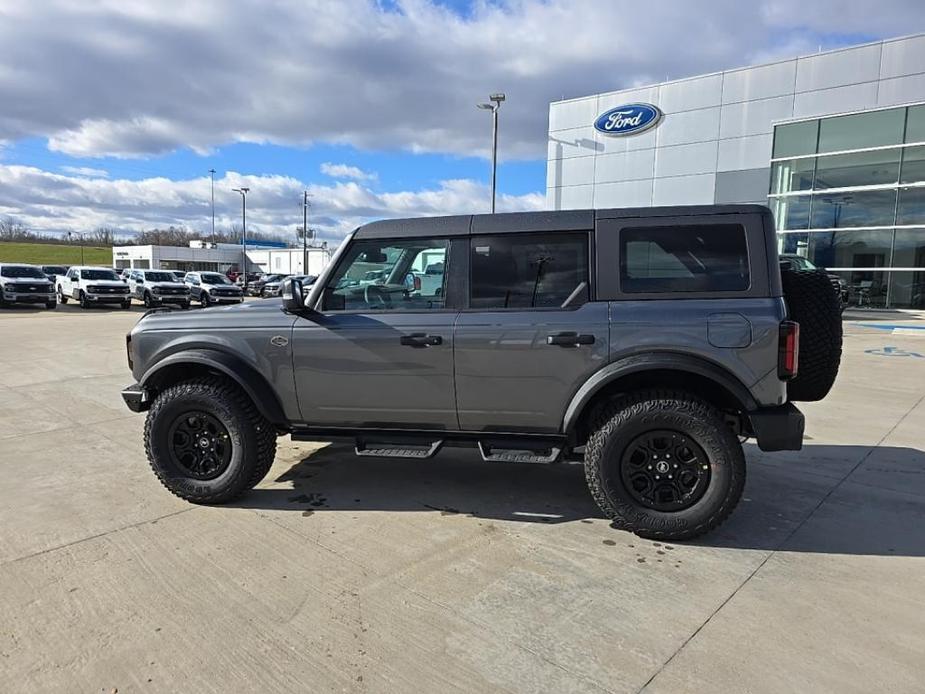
[126,334,133,370]
[778,321,799,380]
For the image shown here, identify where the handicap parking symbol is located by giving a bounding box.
[864,345,924,358]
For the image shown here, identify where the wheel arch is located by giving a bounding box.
[564,353,758,445]
[140,349,287,428]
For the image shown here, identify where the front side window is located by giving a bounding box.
[620,224,750,293]
[323,238,449,311]
[469,232,589,309]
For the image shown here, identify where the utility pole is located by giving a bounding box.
[477,93,505,213]
[232,187,250,291]
[209,168,216,244]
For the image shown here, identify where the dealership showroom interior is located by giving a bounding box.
[2,6,925,694]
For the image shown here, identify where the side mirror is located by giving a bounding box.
[281,277,305,312]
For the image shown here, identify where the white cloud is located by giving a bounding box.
[0,1,920,160]
[59,166,110,178]
[320,162,377,181]
[0,165,543,241]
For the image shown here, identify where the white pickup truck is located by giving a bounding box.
[57,266,131,309]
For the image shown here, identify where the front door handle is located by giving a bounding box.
[400,333,443,347]
[547,332,595,347]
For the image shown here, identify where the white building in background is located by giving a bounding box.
[546,33,925,309]
[112,241,332,277]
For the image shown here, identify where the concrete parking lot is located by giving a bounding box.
[1,302,923,693]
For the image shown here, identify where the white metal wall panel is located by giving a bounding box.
[549,97,599,132]
[652,173,716,206]
[654,141,718,178]
[654,107,721,147]
[593,179,654,208]
[547,127,600,160]
[877,74,925,108]
[879,35,925,79]
[716,134,774,172]
[657,74,724,113]
[792,82,880,119]
[795,43,882,92]
[722,60,796,103]
[719,95,793,139]
[593,148,656,184]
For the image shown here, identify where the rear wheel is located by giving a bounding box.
[584,390,745,541]
[144,378,277,503]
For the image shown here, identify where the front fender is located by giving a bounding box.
[140,348,288,427]
[562,351,759,433]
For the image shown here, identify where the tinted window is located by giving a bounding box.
[83,269,119,281]
[143,271,175,282]
[323,238,449,311]
[201,273,230,284]
[470,232,588,309]
[620,225,749,293]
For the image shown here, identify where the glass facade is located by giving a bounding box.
[770,104,925,309]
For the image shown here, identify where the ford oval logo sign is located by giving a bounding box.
[594,103,662,136]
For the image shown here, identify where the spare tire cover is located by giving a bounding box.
[782,269,843,402]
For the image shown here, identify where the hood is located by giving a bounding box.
[3,277,52,285]
[86,279,125,287]
[147,281,188,289]
[132,296,287,333]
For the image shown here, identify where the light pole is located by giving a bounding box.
[67,231,85,264]
[208,168,216,244]
[232,187,249,291]
[477,92,505,213]
[302,190,309,273]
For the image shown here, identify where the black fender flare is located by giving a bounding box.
[562,352,758,434]
[140,348,287,427]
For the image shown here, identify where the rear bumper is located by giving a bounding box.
[748,403,805,451]
[121,383,152,413]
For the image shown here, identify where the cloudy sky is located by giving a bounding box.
[1,0,924,243]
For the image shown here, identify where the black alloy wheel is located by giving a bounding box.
[619,430,710,512]
[167,411,233,480]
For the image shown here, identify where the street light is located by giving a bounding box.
[208,168,216,244]
[66,230,86,265]
[232,187,250,291]
[477,92,505,213]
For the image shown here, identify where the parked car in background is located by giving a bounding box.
[127,269,191,309]
[119,269,133,282]
[248,273,282,296]
[779,254,848,311]
[184,271,244,307]
[0,263,56,309]
[41,265,69,284]
[57,266,131,309]
[260,274,295,297]
[168,271,187,282]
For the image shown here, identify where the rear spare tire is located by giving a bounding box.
[781,269,842,402]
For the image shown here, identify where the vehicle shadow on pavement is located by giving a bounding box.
[233,442,925,557]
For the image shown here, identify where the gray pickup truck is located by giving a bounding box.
[122,205,842,540]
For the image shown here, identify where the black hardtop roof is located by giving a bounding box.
[354,204,771,239]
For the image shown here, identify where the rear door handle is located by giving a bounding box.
[547,332,595,347]
[400,333,443,347]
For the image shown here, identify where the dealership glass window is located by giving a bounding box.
[801,229,894,270]
[772,120,818,158]
[470,232,588,309]
[620,224,749,293]
[770,195,812,231]
[770,158,815,194]
[809,190,897,229]
[897,186,925,225]
[900,146,925,184]
[813,149,900,190]
[891,228,925,268]
[829,270,889,308]
[905,105,925,143]
[778,232,810,256]
[817,109,905,153]
[887,270,925,309]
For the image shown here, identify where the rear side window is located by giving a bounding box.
[620,224,749,293]
[470,232,589,309]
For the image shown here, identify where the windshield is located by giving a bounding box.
[83,269,120,281]
[144,271,176,282]
[43,266,67,275]
[1,265,46,279]
[201,273,230,285]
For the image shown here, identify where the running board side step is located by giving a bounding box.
[477,440,562,464]
[354,437,443,459]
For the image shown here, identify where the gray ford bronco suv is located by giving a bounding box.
[122,205,842,540]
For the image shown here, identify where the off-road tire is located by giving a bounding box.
[57,286,68,304]
[144,377,277,503]
[584,390,745,541]
[781,269,842,402]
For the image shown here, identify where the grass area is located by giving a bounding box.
[0,241,112,267]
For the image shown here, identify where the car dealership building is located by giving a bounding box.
[547,33,925,309]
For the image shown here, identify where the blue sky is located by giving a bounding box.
[0,0,922,242]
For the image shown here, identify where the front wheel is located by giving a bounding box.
[79,291,90,309]
[143,292,155,308]
[584,391,745,541]
[45,301,57,310]
[144,378,277,503]
[200,292,211,308]
[122,300,132,309]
